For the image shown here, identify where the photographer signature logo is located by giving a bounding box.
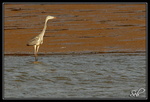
[130,88,145,97]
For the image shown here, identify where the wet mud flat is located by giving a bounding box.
[4,3,146,54]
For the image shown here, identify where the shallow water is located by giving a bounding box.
[4,53,146,99]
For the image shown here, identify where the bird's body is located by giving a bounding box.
[27,16,56,61]
[27,34,43,46]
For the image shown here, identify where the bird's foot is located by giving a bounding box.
[33,61,41,64]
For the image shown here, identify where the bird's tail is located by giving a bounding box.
[26,44,30,46]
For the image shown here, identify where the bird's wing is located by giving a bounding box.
[27,35,41,46]
[40,39,43,44]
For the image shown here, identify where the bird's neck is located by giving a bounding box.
[41,19,48,36]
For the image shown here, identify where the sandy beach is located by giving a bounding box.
[4,3,146,55]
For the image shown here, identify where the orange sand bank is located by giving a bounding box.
[4,4,146,55]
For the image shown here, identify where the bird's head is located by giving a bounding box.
[46,16,56,20]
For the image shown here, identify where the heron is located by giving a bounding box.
[27,16,56,61]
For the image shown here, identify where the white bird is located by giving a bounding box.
[27,16,56,61]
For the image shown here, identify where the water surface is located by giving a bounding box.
[4,53,146,99]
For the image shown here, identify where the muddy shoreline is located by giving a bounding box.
[4,51,145,56]
[4,4,146,55]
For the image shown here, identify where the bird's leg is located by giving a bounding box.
[36,45,40,61]
[36,45,40,54]
[34,45,38,61]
